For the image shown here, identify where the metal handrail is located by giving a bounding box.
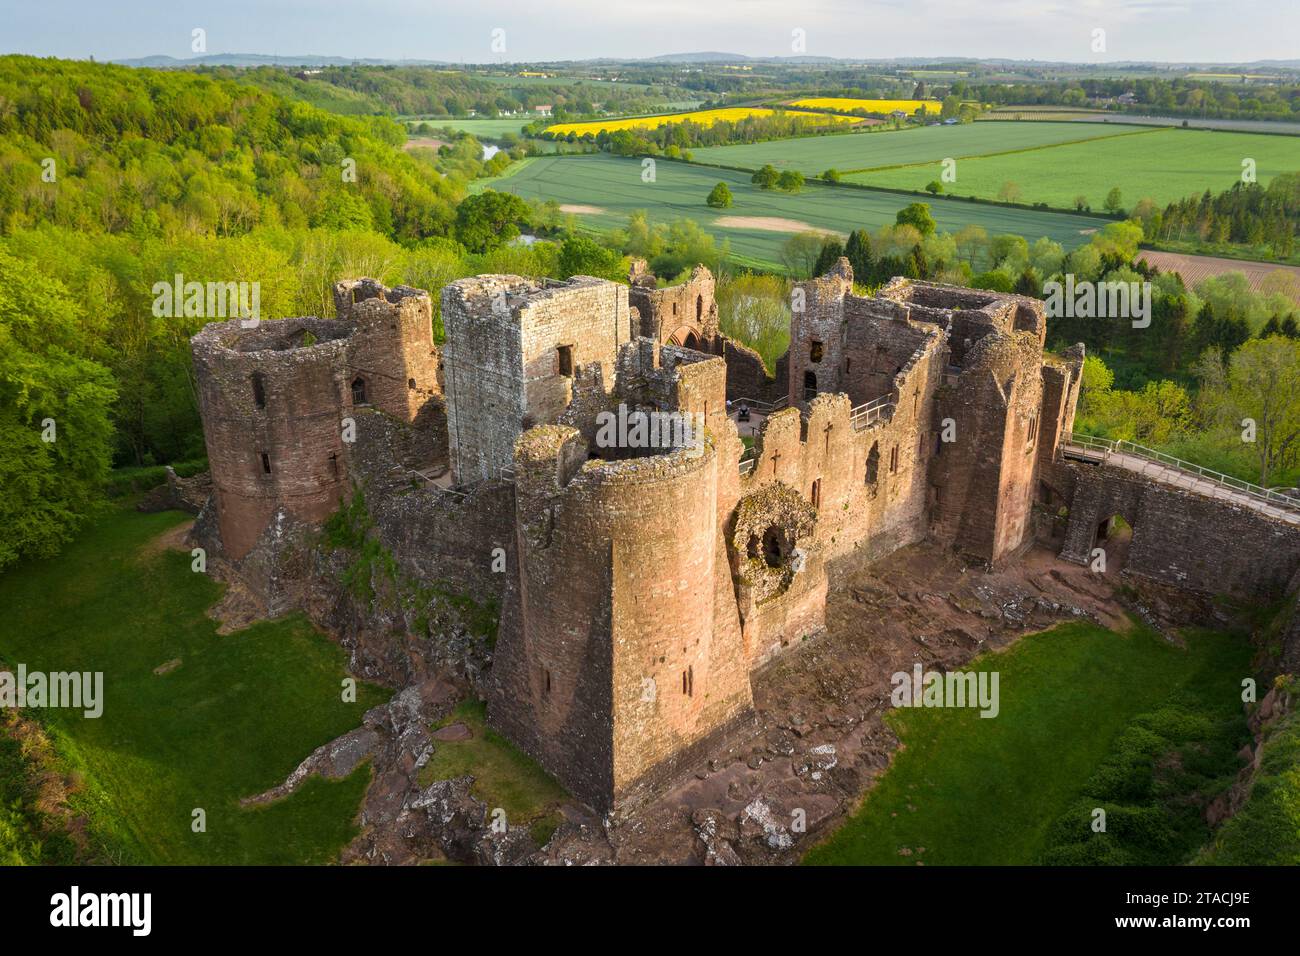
[1062,432,1300,515]
[729,395,788,413]
[850,394,895,431]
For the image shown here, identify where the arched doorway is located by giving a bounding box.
[667,326,700,350]
[1092,513,1133,574]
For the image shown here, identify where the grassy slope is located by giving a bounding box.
[0,506,388,864]
[1197,707,1300,865]
[491,154,1107,271]
[419,699,567,847]
[855,127,1300,208]
[688,121,1146,176]
[805,621,1251,865]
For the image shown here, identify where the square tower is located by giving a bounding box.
[441,274,635,484]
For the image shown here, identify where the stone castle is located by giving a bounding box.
[189,260,1300,815]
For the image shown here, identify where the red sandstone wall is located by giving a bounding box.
[191,318,353,560]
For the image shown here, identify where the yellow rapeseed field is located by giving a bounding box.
[543,107,859,137]
[790,97,942,115]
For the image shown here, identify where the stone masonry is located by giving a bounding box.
[190,258,1300,818]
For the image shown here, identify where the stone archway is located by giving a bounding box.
[667,326,701,350]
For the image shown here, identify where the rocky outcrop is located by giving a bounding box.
[1205,681,1295,829]
[137,466,213,515]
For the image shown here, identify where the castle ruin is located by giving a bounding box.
[189,260,1300,816]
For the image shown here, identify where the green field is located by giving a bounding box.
[492,154,1109,270]
[805,621,1250,865]
[410,117,533,138]
[689,121,1149,176]
[853,127,1300,209]
[0,506,388,864]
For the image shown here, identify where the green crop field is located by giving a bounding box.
[687,121,1150,176]
[852,127,1300,209]
[491,154,1109,271]
[407,117,533,138]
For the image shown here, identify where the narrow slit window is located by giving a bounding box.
[261,452,271,475]
[557,344,574,377]
[251,372,266,409]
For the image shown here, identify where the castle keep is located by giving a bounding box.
[190,260,1300,815]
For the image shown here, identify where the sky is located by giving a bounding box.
[1,0,1296,64]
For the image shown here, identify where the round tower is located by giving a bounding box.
[191,317,353,560]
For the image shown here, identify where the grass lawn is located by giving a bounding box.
[689,121,1146,177]
[490,153,1107,272]
[0,505,389,864]
[419,699,567,848]
[804,621,1251,865]
[854,127,1300,209]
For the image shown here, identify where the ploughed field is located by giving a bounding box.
[490,153,1109,271]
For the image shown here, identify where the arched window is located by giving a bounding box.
[351,376,367,405]
[696,294,703,323]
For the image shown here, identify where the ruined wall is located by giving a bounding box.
[841,296,931,406]
[441,274,635,484]
[627,262,720,347]
[1058,463,1300,599]
[191,317,354,560]
[787,258,854,406]
[334,279,440,423]
[930,329,1046,564]
[720,336,779,403]
[732,325,947,664]
[346,409,514,605]
[193,278,444,561]
[1037,346,1086,472]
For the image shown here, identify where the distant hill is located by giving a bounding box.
[112,53,451,68]
[109,51,1300,71]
